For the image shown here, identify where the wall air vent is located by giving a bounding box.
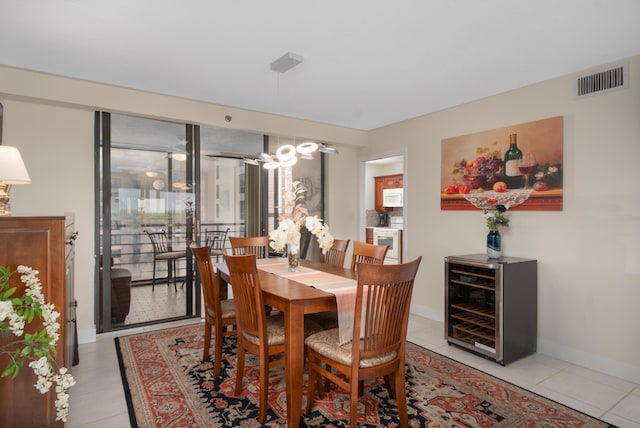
[576,63,628,98]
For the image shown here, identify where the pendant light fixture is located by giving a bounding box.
[255,136,338,169]
[296,141,318,155]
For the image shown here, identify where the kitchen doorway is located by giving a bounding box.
[362,152,406,263]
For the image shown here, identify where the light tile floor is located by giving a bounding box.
[67,314,640,427]
[123,283,189,325]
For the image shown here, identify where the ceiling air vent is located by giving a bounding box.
[576,63,628,98]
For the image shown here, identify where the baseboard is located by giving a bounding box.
[410,302,444,323]
[410,304,640,384]
[538,337,640,384]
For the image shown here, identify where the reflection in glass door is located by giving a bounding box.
[198,156,246,245]
[197,125,265,245]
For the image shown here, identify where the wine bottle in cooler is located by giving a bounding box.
[503,133,523,189]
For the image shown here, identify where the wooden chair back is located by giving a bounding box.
[320,239,350,267]
[354,257,422,359]
[299,226,312,259]
[229,236,270,259]
[350,241,388,271]
[223,253,265,341]
[191,245,223,323]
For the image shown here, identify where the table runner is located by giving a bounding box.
[256,258,358,344]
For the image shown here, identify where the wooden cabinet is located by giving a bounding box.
[365,227,373,244]
[374,174,403,212]
[0,215,75,427]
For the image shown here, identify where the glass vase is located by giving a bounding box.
[287,238,300,272]
[487,230,501,259]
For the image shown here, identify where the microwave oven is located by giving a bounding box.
[382,188,403,207]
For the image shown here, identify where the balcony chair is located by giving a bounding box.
[305,257,422,428]
[191,244,237,378]
[228,235,270,259]
[349,241,388,271]
[144,229,186,291]
[204,227,230,262]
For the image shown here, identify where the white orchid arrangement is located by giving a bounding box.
[0,265,76,422]
[269,181,334,255]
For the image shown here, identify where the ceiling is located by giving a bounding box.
[1,1,639,131]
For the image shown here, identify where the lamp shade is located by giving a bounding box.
[0,145,31,184]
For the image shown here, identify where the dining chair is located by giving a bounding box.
[229,236,270,259]
[144,229,187,291]
[299,226,312,259]
[204,227,230,261]
[307,239,351,330]
[223,252,321,422]
[191,244,237,378]
[305,257,422,428]
[349,241,388,271]
[320,239,350,267]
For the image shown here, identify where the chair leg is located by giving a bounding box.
[350,374,360,428]
[173,259,178,291]
[202,322,212,362]
[258,349,269,423]
[235,345,245,396]
[152,260,157,291]
[167,259,176,291]
[213,327,223,378]
[306,355,317,414]
[394,369,408,428]
[384,373,396,399]
[323,363,332,393]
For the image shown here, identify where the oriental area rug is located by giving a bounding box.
[115,323,614,428]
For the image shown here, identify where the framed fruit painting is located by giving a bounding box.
[440,116,563,211]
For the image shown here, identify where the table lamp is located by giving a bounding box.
[0,145,31,216]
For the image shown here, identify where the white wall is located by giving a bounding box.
[2,99,96,339]
[365,55,640,382]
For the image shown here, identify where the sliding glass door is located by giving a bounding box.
[96,114,264,333]
[97,113,195,332]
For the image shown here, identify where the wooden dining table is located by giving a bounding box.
[215,258,357,428]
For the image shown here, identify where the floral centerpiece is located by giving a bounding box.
[481,198,509,259]
[1,265,76,422]
[483,198,510,231]
[269,181,334,271]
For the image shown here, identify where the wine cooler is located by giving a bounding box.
[445,254,537,365]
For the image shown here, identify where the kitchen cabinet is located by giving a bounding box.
[374,174,403,212]
[365,227,373,244]
[0,215,76,427]
[444,254,537,365]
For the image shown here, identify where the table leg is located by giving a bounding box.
[284,302,305,428]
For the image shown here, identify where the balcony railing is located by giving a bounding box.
[107,222,245,283]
